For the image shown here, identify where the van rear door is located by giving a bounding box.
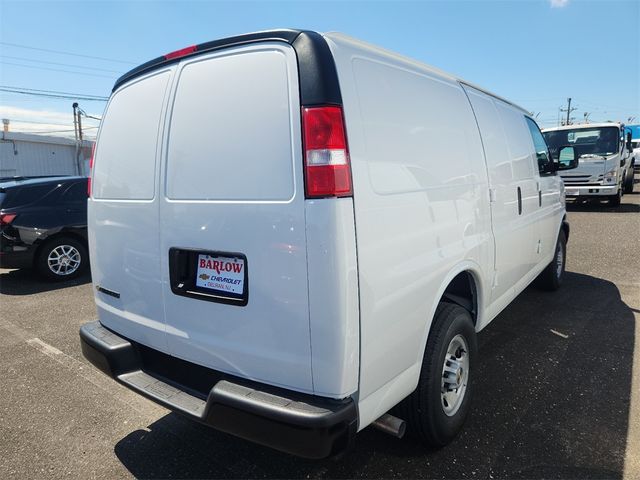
[90,68,173,351]
[158,44,314,393]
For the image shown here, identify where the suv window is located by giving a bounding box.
[61,181,87,203]
[2,184,54,209]
[525,117,553,174]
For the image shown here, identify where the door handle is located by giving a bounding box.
[517,187,522,215]
[538,190,542,207]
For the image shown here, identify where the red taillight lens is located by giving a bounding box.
[0,213,16,225]
[302,106,352,198]
[88,143,96,197]
[164,45,197,60]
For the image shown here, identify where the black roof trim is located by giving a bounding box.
[112,29,342,105]
[292,31,342,105]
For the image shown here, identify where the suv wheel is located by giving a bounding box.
[398,302,477,446]
[36,236,88,281]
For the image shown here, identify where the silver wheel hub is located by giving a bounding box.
[441,334,469,417]
[47,245,81,276]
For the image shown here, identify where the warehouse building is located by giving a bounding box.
[0,130,94,179]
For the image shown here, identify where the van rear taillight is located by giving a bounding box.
[302,106,352,198]
[0,213,16,225]
[88,143,95,197]
[164,45,197,60]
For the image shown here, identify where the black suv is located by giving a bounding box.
[0,176,88,280]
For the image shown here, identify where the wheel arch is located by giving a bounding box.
[32,229,89,267]
[401,262,485,407]
[441,270,479,326]
[417,262,486,366]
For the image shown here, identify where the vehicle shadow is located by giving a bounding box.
[0,268,91,295]
[114,272,634,479]
[566,200,640,213]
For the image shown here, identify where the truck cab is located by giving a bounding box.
[542,122,634,206]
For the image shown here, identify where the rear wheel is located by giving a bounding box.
[399,303,477,447]
[535,230,566,291]
[36,236,88,281]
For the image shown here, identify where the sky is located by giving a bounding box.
[0,0,638,140]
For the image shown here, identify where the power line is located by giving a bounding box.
[6,118,99,126]
[1,61,115,79]
[0,55,123,74]
[1,86,107,98]
[12,126,98,134]
[0,86,109,102]
[0,41,136,65]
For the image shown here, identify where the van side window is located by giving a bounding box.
[525,117,553,174]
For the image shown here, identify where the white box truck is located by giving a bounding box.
[542,122,635,205]
[80,29,577,458]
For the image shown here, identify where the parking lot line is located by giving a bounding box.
[0,318,165,418]
[0,317,261,478]
[26,337,64,356]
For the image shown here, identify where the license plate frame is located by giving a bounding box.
[169,248,249,306]
[565,187,579,196]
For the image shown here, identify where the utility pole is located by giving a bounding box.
[77,110,83,175]
[72,102,80,175]
[560,97,577,125]
[72,102,78,142]
[72,102,83,176]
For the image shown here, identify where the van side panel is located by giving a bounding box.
[89,69,173,351]
[325,35,492,427]
[158,44,315,393]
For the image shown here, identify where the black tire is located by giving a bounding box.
[535,230,566,291]
[624,167,634,193]
[609,186,622,206]
[35,236,88,281]
[398,302,477,447]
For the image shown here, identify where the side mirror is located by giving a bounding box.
[627,132,633,151]
[557,145,579,170]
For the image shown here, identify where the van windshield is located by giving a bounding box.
[543,126,620,159]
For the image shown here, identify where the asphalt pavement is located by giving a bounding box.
[1,176,639,479]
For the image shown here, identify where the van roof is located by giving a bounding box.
[113,29,531,116]
[323,32,531,116]
[115,29,312,92]
[542,122,623,132]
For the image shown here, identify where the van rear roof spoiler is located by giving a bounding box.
[112,29,342,106]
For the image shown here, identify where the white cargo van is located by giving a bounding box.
[80,29,578,458]
[542,122,634,205]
